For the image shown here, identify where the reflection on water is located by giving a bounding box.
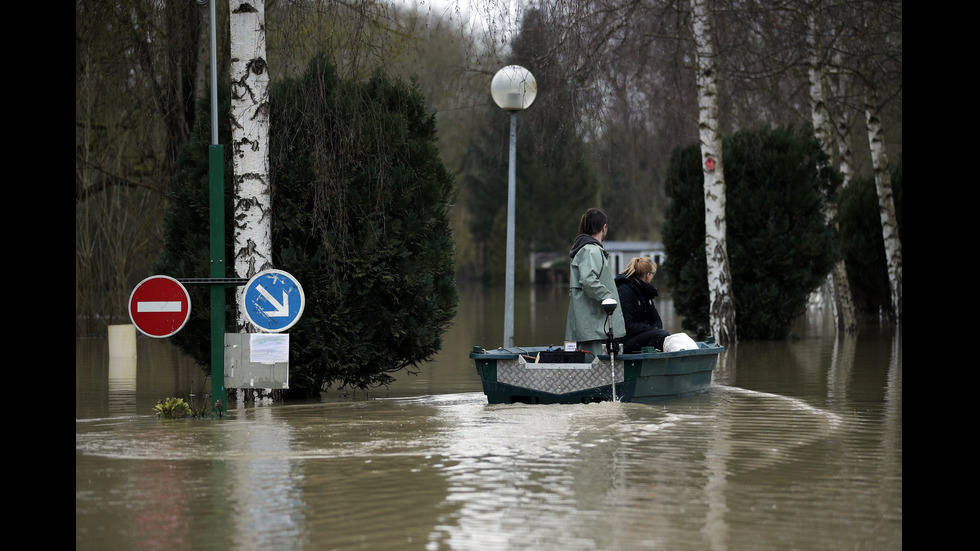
[76,282,901,550]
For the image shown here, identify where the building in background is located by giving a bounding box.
[531,241,666,284]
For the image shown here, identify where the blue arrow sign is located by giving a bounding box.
[242,269,305,332]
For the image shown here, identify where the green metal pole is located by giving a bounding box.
[207,0,226,415]
[209,145,227,413]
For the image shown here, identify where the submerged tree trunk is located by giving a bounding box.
[690,0,736,344]
[863,83,902,322]
[229,0,272,331]
[807,11,857,333]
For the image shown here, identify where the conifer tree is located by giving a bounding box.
[663,126,836,340]
[462,8,599,283]
[158,55,458,396]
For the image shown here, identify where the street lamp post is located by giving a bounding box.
[491,65,537,349]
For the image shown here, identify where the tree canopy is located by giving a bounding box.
[461,8,600,283]
[663,125,838,340]
[157,55,458,397]
[76,1,901,339]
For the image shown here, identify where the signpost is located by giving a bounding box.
[129,275,192,338]
[241,269,305,332]
[126,269,303,410]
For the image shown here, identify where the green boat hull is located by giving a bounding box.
[470,341,724,405]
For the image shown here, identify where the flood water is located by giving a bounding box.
[76,282,902,550]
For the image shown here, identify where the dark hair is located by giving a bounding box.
[579,208,607,236]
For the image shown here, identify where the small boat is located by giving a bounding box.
[470,339,724,405]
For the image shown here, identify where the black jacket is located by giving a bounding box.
[614,273,665,337]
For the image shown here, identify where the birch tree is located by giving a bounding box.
[863,83,901,321]
[848,1,902,322]
[690,0,736,344]
[807,8,857,332]
[230,0,273,330]
[829,50,855,188]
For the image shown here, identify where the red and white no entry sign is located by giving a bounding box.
[128,275,192,338]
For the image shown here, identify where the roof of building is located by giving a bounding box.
[601,240,664,253]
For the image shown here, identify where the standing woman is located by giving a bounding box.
[566,208,626,355]
[614,257,671,352]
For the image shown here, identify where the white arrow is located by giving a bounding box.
[256,285,290,317]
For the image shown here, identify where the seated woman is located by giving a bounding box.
[614,257,671,352]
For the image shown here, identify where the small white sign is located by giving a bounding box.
[564,341,577,352]
[250,333,289,364]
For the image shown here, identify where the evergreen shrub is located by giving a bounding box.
[662,126,837,339]
[157,55,458,397]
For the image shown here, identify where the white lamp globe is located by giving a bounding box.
[491,65,537,111]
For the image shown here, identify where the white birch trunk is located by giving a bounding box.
[807,14,833,159]
[830,51,854,188]
[807,12,857,333]
[229,0,272,331]
[690,0,736,343]
[864,84,902,321]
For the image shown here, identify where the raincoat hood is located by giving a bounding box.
[569,234,602,258]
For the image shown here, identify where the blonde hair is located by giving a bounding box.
[623,256,657,278]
